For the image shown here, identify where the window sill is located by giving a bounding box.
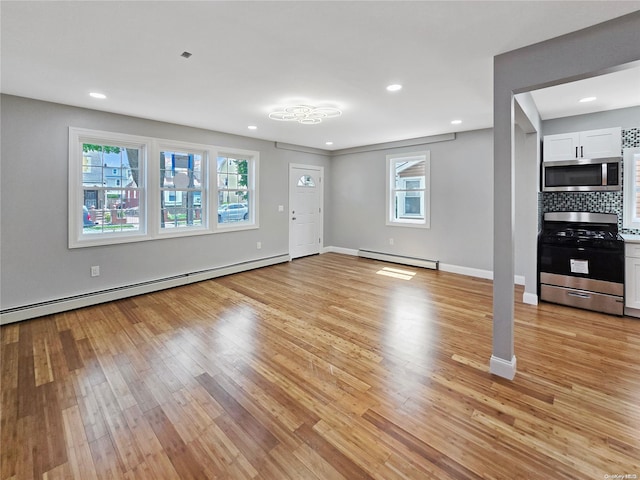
[386,220,430,229]
[216,222,259,233]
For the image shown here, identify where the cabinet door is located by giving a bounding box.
[543,132,580,162]
[580,127,622,159]
[625,256,640,309]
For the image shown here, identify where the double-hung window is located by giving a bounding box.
[69,128,148,247]
[159,145,207,234]
[216,149,259,230]
[386,151,430,228]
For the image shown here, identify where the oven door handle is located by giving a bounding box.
[568,291,591,299]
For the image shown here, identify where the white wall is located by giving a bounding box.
[328,129,494,273]
[0,95,331,312]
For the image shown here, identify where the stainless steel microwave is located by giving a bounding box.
[542,158,621,192]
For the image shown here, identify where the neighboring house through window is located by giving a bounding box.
[69,128,147,247]
[386,151,430,228]
[159,146,206,233]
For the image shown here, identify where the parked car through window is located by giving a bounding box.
[218,203,248,223]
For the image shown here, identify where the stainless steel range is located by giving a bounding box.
[538,212,625,315]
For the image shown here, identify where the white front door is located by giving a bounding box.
[289,164,323,259]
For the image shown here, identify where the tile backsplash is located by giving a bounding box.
[540,127,640,233]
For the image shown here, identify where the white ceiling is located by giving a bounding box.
[530,67,640,120]
[2,1,639,151]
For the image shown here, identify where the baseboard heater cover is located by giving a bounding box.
[0,254,290,324]
[358,249,439,270]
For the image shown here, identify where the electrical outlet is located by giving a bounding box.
[278,205,284,212]
[91,265,100,277]
[257,241,262,250]
[389,238,394,246]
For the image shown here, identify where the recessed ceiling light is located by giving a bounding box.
[325,141,333,146]
[89,92,106,99]
[579,96,597,103]
[386,84,403,92]
[451,119,462,125]
[248,125,257,130]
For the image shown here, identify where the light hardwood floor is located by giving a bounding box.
[1,253,639,479]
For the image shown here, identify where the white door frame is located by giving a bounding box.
[289,163,324,259]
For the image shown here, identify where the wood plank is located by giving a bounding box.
[294,422,374,480]
[58,330,83,371]
[196,372,279,452]
[1,323,20,344]
[362,408,483,479]
[17,322,37,419]
[61,405,98,480]
[34,382,67,475]
[142,405,205,480]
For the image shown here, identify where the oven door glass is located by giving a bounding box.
[538,244,624,284]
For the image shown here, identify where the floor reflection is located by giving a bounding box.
[382,284,437,369]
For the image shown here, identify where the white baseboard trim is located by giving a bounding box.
[624,306,640,318]
[439,263,493,280]
[0,254,290,325]
[489,355,517,380]
[322,246,358,256]
[439,265,527,286]
[522,292,538,305]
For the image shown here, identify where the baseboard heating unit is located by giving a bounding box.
[0,254,289,325]
[358,249,439,270]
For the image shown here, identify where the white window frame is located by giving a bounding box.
[156,140,211,239]
[215,148,259,232]
[386,151,430,228]
[69,128,150,248]
[623,146,640,229]
[69,128,260,248]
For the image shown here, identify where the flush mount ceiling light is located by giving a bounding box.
[451,119,462,125]
[579,96,597,103]
[89,92,106,99]
[247,125,258,130]
[386,84,403,92]
[269,105,342,125]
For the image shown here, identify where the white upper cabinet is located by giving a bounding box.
[543,132,580,162]
[543,127,622,162]
[581,128,622,159]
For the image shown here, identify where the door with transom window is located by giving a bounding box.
[289,164,323,259]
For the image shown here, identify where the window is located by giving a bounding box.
[386,151,430,228]
[69,128,148,247]
[216,149,259,229]
[159,147,206,232]
[623,147,640,229]
[297,175,315,187]
[70,128,259,247]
